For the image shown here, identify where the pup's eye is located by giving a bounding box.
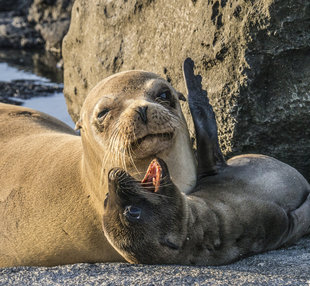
[124,205,142,222]
[97,108,110,119]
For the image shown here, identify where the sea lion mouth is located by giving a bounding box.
[133,132,174,147]
[141,158,166,193]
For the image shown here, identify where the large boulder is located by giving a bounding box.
[63,0,310,181]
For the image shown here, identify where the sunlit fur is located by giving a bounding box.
[78,70,197,205]
[0,70,196,267]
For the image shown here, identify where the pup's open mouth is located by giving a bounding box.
[141,159,163,192]
[134,132,174,146]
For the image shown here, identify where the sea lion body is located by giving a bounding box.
[0,70,196,267]
[0,104,122,266]
[103,154,310,265]
[187,154,310,265]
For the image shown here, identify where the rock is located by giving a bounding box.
[0,49,63,83]
[0,0,73,52]
[62,0,310,181]
[0,80,63,101]
[0,0,32,14]
[0,49,64,105]
[0,11,43,49]
[27,0,74,53]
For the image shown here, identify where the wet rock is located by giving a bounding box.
[27,0,74,53]
[63,0,310,181]
[0,0,73,52]
[0,79,63,105]
[0,12,43,49]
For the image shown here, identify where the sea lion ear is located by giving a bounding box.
[177,92,186,101]
[75,119,82,131]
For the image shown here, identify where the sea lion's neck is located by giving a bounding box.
[80,136,148,213]
[80,140,107,210]
[158,128,197,194]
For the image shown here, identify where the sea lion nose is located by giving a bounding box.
[136,106,148,124]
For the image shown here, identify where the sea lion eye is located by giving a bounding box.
[97,108,110,119]
[124,205,142,221]
[157,91,171,101]
[155,90,175,108]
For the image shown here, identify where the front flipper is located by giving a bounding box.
[183,57,226,178]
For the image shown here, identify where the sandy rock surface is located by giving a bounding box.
[1,236,310,285]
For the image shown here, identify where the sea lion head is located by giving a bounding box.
[102,158,188,264]
[77,70,188,169]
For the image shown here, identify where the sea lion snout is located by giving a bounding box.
[107,168,137,196]
[135,106,148,124]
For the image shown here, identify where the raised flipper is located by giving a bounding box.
[183,57,226,178]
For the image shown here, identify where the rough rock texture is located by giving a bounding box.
[1,236,310,285]
[27,0,74,52]
[0,0,73,52]
[63,0,310,181]
[0,7,43,49]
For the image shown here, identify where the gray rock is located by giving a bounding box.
[1,236,310,285]
[62,0,310,181]
[0,0,73,52]
[0,12,43,49]
[0,0,32,14]
[28,0,74,53]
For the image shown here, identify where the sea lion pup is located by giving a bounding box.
[0,70,196,267]
[102,59,310,265]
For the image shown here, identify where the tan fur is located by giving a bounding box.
[0,71,196,267]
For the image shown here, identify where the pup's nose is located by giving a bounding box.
[136,106,148,124]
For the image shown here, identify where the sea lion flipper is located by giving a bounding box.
[183,58,226,177]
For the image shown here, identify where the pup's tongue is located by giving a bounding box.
[141,159,162,192]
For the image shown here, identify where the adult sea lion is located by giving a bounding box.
[0,70,196,267]
[102,58,310,265]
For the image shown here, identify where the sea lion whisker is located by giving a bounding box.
[127,145,140,175]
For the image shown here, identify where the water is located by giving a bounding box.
[0,52,74,128]
[0,62,49,82]
[24,93,74,128]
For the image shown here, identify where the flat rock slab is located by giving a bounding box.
[1,236,310,285]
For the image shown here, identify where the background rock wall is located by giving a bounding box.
[63,0,310,180]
